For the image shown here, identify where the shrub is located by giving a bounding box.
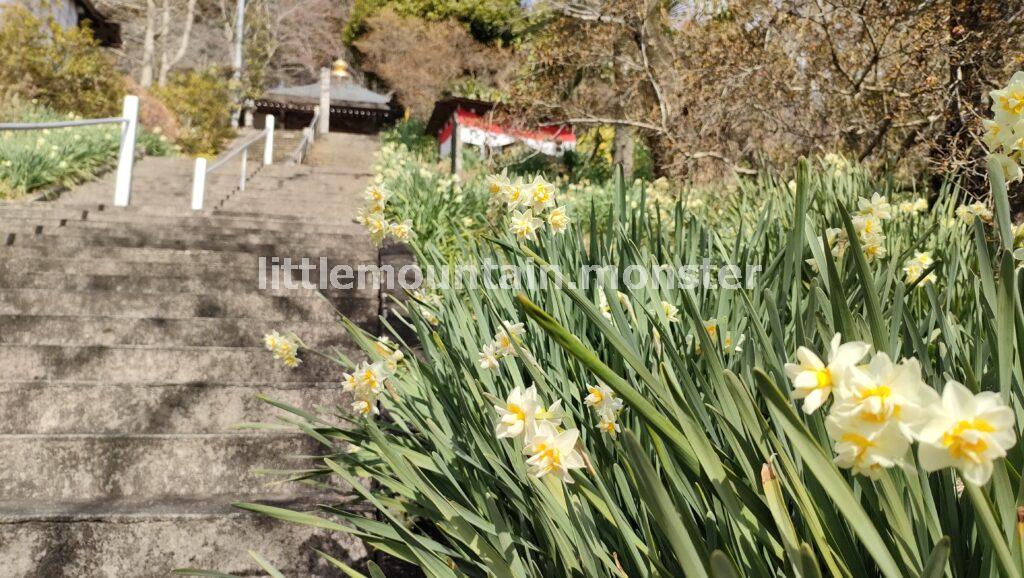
[0,99,172,199]
[152,68,235,156]
[0,4,124,117]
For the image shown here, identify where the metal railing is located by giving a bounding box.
[288,106,320,165]
[0,95,140,206]
[190,115,274,210]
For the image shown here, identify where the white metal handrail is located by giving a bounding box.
[289,105,320,165]
[0,95,140,206]
[190,115,274,210]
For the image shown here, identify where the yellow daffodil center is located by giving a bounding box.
[507,404,526,422]
[588,387,602,403]
[1000,91,1024,115]
[815,369,832,390]
[943,418,995,462]
[841,432,876,462]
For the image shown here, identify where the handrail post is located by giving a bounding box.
[191,157,207,210]
[239,147,248,191]
[311,106,319,142]
[113,95,139,207]
[263,115,275,165]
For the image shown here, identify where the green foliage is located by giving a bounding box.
[152,69,235,156]
[343,0,525,45]
[0,5,124,117]
[0,100,173,199]
[242,152,1024,576]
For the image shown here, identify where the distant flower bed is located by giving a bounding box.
[0,100,173,200]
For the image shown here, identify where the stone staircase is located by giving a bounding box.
[0,133,380,576]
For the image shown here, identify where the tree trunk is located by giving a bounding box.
[612,125,635,182]
[139,0,157,88]
[932,0,1005,200]
[157,0,197,86]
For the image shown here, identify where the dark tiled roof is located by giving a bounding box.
[264,80,393,110]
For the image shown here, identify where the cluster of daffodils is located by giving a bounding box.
[902,251,937,287]
[494,386,585,482]
[356,183,414,245]
[584,382,625,437]
[487,174,571,240]
[822,152,852,176]
[342,360,391,417]
[983,71,1024,183]
[339,337,405,418]
[955,201,993,224]
[786,334,1017,485]
[896,197,929,215]
[478,321,526,370]
[263,331,301,368]
[852,193,891,261]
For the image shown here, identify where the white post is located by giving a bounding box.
[310,106,319,143]
[114,95,139,207]
[191,157,207,210]
[239,148,247,191]
[263,115,275,165]
[318,67,330,135]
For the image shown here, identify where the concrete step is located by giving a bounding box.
[0,500,364,577]
[0,256,385,291]
[0,344,349,383]
[0,289,371,322]
[2,230,364,256]
[0,243,375,268]
[0,207,364,234]
[0,316,349,347]
[0,380,344,433]
[0,433,331,502]
[0,271,382,297]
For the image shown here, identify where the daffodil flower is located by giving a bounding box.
[494,386,540,439]
[916,381,1017,486]
[826,413,910,478]
[523,423,586,482]
[785,333,870,414]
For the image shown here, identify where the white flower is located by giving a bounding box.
[852,214,883,238]
[534,399,566,430]
[365,214,389,244]
[584,383,624,420]
[597,417,621,437]
[903,251,936,286]
[832,353,933,434]
[826,414,910,478]
[263,331,301,368]
[365,184,390,206]
[509,209,543,241]
[784,334,870,414]
[487,174,510,198]
[522,175,556,210]
[343,361,388,398]
[389,219,414,241]
[478,342,501,370]
[661,301,680,323]
[494,385,540,439]
[857,193,892,220]
[351,399,379,416]
[523,424,586,482]
[503,178,527,208]
[990,71,1024,125]
[917,381,1017,486]
[862,236,887,262]
[956,202,994,223]
[547,206,570,234]
[493,321,526,357]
